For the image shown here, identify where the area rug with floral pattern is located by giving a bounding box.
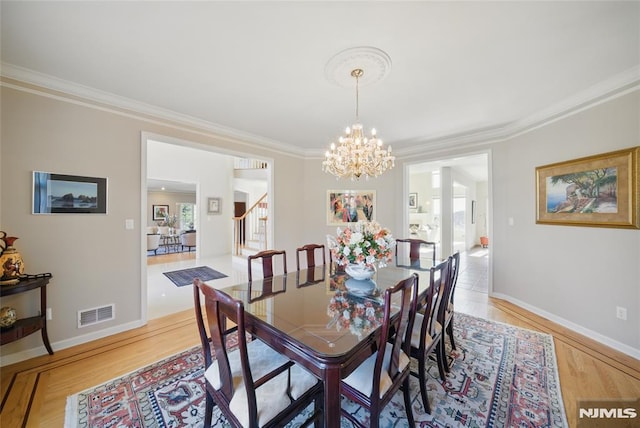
[64,312,568,427]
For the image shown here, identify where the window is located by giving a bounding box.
[432,171,440,189]
[178,203,196,230]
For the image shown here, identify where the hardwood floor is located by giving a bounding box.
[2,276,639,426]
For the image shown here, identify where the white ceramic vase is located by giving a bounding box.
[345,263,375,280]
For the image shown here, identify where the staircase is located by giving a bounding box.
[233,192,268,256]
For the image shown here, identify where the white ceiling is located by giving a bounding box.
[147,178,196,194]
[2,1,638,161]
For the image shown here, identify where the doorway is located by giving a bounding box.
[141,134,273,321]
[407,152,490,293]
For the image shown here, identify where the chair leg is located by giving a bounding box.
[447,316,457,350]
[418,354,431,414]
[369,409,379,428]
[436,342,447,381]
[312,392,323,428]
[403,377,415,426]
[204,392,213,427]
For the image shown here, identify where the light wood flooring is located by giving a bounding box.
[1,253,639,427]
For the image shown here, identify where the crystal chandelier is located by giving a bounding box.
[322,69,395,180]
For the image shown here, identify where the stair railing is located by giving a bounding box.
[233,193,268,255]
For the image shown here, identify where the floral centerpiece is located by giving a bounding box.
[327,290,384,339]
[157,214,179,230]
[328,220,396,269]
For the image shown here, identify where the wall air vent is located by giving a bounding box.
[78,304,115,328]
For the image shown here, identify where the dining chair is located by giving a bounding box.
[395,238,436,270]
[193,279,323,428]
[295,244,326,287]
[408,257,451,414]
[340,273,418,428]
[295,244,326,270]
[443,251,461,356]
[247,249,287,282]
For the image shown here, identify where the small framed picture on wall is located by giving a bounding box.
[409,193,418,209]
[208,197,221,214]
[152,204,169,221]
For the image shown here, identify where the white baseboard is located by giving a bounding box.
[0,319,146,367]
[491,292,640,360]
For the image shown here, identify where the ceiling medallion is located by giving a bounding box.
[324,46,392,88]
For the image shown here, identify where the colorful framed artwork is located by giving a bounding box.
[535,146,639,229]
[152,205,169,221]
[32,171,108,214]
[327,190,375,225]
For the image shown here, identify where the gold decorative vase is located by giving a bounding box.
[0,231,25,285]
[0,306,17,328]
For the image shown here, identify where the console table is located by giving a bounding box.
[0,274,54,355]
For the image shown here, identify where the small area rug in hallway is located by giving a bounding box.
[162,266,227,287]
[64,313,567,427]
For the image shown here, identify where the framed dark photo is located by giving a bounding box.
[536,146,639,229]
[33,172,107,214]
[409,192,418,209]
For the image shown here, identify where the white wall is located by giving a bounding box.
[1,80,638,364]
[0,85,305,364]
[456,168,479,250]
[147,140,234,258]
[491,90,639,354]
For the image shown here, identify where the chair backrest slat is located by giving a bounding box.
[417,259,451,342]
[395,238,436,269]
[248,249,287,281]
[448,251,460,308]
[295,244,326,270]
[372,273,418,399]
[194,279,261,421]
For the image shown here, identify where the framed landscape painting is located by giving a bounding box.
[32,171,107,214]
[535,146,639,229]
[327,190,375,225]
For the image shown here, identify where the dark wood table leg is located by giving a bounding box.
[40,284,54,355]
[324,366,341,428]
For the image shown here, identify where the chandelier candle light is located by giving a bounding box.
[322,68,395,180]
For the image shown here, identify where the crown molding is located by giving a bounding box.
[3,62,638,161]
[390,65,640,159]
[0,63,307,159]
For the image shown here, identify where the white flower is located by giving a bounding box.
[350,232,363,245]
[342,247,351,256]
[353,247,363,256]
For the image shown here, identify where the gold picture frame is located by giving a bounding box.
[535,146,639,229]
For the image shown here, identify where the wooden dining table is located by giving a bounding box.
[222,263,432,428]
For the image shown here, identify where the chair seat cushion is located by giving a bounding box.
[410,313,442,348]
[342,346,410,399]
[205,339,318,427]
